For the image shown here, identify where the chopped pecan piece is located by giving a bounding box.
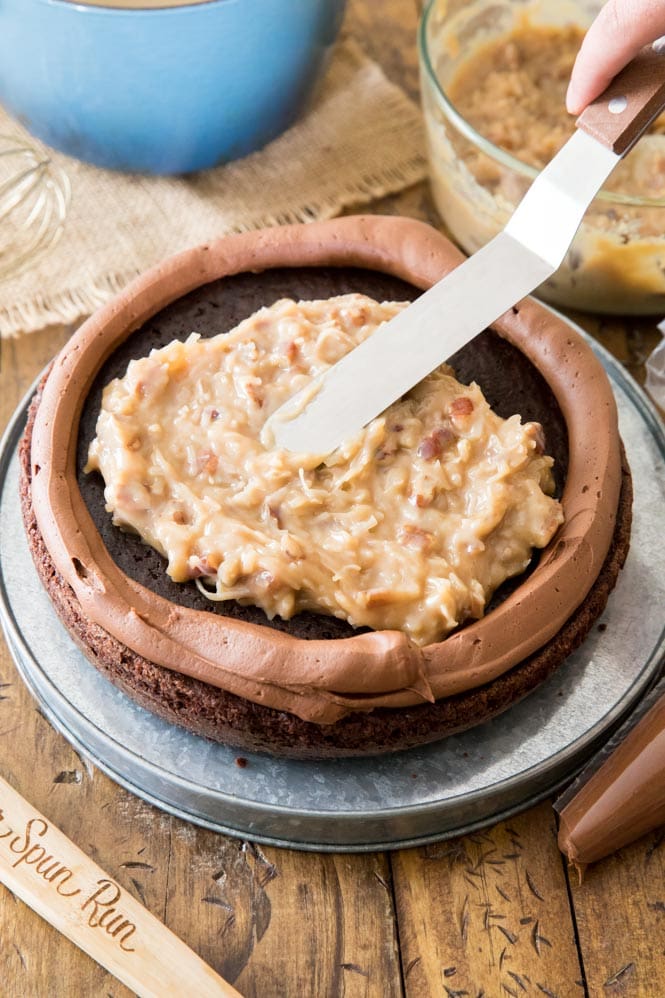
[267,502,283,528]
[186,554,220,579]
[283,340,300,364]
[341,304,369,327]
[361,586,418,607]
[198,450,218,475]
[525,421,546,454]
[449,396,474,417]
[246,383,264,408]
[398,524,435,552]
[361,588,395,607]
[417,426,455,460]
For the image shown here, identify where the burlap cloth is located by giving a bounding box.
[0,39,427,338]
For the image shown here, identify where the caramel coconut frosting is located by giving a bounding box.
[27,216,623,728]
[86,294,562,648]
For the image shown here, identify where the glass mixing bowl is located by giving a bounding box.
[419,0,665,315]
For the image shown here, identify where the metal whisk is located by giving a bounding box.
[0,133,70,281]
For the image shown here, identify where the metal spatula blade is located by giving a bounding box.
[266,47,665,455]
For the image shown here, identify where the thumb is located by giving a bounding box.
[566,0,665,114]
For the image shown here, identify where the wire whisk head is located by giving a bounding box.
[0,133,70,281]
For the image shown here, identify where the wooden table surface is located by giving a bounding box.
[1,2,664,995]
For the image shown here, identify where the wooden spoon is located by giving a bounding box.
[0,772,241,996]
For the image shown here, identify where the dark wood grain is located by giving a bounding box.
[0,640,139,998]
[392,803,585,997]
[567,830,665,994]
[159,829,403,995]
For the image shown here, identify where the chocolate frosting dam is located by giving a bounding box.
[30,216,622,725]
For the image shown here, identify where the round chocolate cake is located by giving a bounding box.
[19,216,632,757]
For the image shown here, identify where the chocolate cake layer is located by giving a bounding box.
[20,259,631,757]
[20,392,632,756]
[76,266,569,638]
[20,217,630,756]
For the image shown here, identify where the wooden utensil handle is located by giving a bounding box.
[576,43,665,154]
[0,773,241,997]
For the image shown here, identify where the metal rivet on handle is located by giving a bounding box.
[608,96,628,114]
[652,36,665,55]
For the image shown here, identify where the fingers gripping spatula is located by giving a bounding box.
[267,47,665,455]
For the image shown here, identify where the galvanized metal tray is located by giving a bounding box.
[1,326,664,852]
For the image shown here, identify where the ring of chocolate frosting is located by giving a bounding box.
[29,216,622,725]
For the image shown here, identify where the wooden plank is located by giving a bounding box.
[0,325,71,426]
[566,830,665,994]
[164,829,403,997]
[391,801,584,996]
[343,0,421,101]
[0,647,159,996]
[569,311,661,390]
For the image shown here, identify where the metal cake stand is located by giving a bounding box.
[1,322,664,852]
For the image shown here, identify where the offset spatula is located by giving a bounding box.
[267,46,665,455]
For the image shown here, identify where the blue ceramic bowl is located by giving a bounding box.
[0,0,346,174]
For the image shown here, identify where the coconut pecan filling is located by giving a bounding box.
[86,294,563,646]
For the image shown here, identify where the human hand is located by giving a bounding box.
[566,0,665,114]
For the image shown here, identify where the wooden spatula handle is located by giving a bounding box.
[0,773,241,997]
[576,43,665,154]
